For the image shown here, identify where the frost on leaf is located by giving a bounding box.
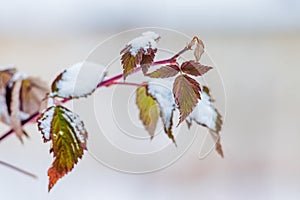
[181,61,212,76]
[37,106,88,191]
[147,82,176,144]
[121,31,160,79]
[186,86,223,157]
[136,86,159,139]
[51,62,106,99]
[147,64,180,78]
[173,74,201,125]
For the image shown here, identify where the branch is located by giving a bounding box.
[0,160,37,179]
[0,44,192,142]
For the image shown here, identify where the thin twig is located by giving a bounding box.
[0,160,37,179]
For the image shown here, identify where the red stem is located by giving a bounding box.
[0,44,191,142]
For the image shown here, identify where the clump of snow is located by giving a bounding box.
[8,72,27,87]
[127,31,160,56]
[52,62,106,98]
[38,106,55,141]
[0,66,15,71]
[148,81,175,130]
[186,88,218,131]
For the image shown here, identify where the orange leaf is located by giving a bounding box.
[38,106,87,191]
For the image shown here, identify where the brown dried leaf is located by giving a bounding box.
[194,39,204,62]
[173,74,201,125]
[0,68,16,124]
[147,65,180,78]
[136,86,160,138]
[10,78,26,142]
[0,68,16,88]
[21,77,49,115]
[181,61,212,76]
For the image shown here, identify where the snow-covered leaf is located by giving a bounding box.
[51,62,106,98]
[147,64,180,78]
[181,61,212,76]
[37,105,87,191]
[173,74,201,125]
[186,86,223,157]
[136,86,159,139]
[121,32,160,79]
[147,82,176,144]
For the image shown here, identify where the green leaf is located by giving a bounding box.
[136,86,159,139]
[147,64,180,78]
[37,106,87,191]
[181,61,212,76]
[173,74,201,125]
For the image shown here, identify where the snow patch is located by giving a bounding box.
[52,62,106,98]
[148,81,175,130]
[38,106,55,140]
[186,88,218,131]
[127,31,160,56]
[0,66,14,71]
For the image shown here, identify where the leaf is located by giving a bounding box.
[194,39,204,62]
[21,77,49,115]
[173,74,201,125]
[121,50,143,79]
[140,49,156,74]
[0,69,48,141]
[120,32,160,79]
[136,86,159,139]
[10,78,26,142]
[0,68,16,124]
[186,86,223,157]
[181,61,212,76]
[0,68,16,88]
[37,106,88,191]
[51,62,106,98]
[147,82,176,144]
[147,64,180,78]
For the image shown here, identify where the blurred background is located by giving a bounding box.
[0,0,300,199]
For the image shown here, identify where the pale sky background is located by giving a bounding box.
[0,0,299,36]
